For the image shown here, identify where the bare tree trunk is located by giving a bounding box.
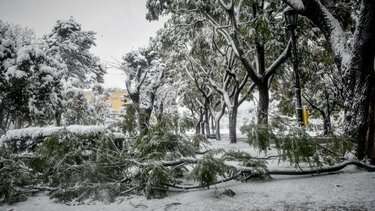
[229,106,238,144]
[139,107,152,135]
[346,1,375,160]
[0,108,5,134]
[199,108,206,135]
[366,76,375,164]
[195,108,204,134]
[195,123,201,135]
[257,83,269,126]
[204,106,210,138]
[215,119,221,140]
[322,112,332,136]
[214,104,226,140]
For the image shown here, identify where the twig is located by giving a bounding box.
[165,202,182,210]
[249,155,283,160]
[120,186,137,195]
[195,150,211,155]
[129,201,148,208]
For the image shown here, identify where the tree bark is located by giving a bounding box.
[345,0,375,160]
[229,106,238,144]
[215,118,221,140]
[0,108,5,134]
[366,76,375,164]
[257,83,269,126]
[214,103,226,140]
[139,107,152,135]
[210,114,215,135]
[195,123,201,135]
[204,105,210,138]
[322,112,332,135]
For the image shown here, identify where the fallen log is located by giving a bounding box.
[162,160,375,190]
[268,161,375,175]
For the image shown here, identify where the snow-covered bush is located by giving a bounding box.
[0,21,63,131]
[0,146,37,204]
[0,125,105,153]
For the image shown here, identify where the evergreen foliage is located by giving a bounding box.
[141,164,171,199]
[120,104,138,136]
[0,146,36,204]
[240,117,354,168]
[133,115,199,160]
[190,154,229,188]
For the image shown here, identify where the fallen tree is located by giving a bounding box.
[1,120,373,204]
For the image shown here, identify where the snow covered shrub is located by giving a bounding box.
[0,146,36,204]
[1,126,105,153]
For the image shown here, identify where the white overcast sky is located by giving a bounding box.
[0,0,167,88]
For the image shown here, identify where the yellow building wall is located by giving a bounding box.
[84,89,131,114]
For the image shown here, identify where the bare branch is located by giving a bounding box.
[239,83,256,105]
[264,39,292,80]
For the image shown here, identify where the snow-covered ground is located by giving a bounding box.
[1,134,374,211]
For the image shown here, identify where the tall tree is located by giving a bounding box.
[0,21,62,132]
[122,45,165,135]
[284,0,375,163]
[146,0,292,128]
[45,17,106,126]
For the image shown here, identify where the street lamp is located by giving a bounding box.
[285,8,304,127]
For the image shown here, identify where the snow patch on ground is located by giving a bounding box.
[2,167,374,211]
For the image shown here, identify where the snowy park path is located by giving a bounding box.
[2,167,374,211]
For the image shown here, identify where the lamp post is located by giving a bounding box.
[285,8,304,127]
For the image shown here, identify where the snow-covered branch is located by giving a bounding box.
[283,0,305,12]
[284,0,350,69]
